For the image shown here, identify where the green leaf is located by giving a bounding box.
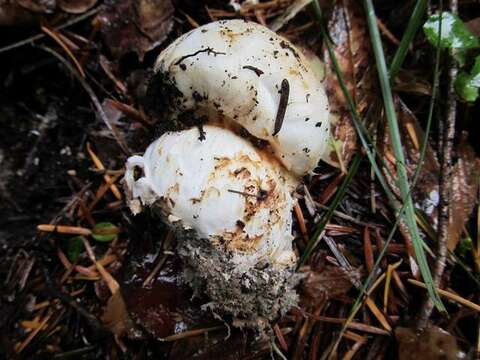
[423,12,479,50]
[454,56,480,102]
[456,236,473,258]
[67,236,85,262]
[455,72,479,101]
[92,222,119,242]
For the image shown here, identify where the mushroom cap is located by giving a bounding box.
[153,19,330,176]
[125,125,296,269]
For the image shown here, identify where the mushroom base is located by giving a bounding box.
[174,228,300,331]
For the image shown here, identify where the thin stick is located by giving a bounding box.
[417,0,455,327]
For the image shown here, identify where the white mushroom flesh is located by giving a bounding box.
[154,19,330,176]
[125,125,296,270]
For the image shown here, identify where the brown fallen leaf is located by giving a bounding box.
[97,0,174,60]
[0,1,36,26]
[101,290,136,340]
[300,264,360,306]
[323,0,377,169]
[58,0,97,14]
[380,99,479,252]
[16,0,55,13]
[395,326,463,360]
[447,137,480,251]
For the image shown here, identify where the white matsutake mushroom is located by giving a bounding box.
[125,126,299,325]
[149,19,330,176]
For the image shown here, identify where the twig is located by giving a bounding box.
[417,0,456,328]
[0,7,100,54]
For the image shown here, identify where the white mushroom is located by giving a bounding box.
[149,19,330,176]
[125,125,296,268]
[125,125,298,324]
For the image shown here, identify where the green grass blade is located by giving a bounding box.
[389,0,429,80]
[363,0,445,312]
[310,0,444,354]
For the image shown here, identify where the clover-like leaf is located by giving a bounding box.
[423,11,479,50]
[92,222,120,242]
[454,56,480,102]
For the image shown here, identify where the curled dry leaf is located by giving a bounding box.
[395,326,463,360]
[323,0,377,168]
[97,0,174,60]
[58,0,97,14]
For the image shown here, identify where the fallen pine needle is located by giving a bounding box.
[159,325,224,341]
[343,335,367,360]
[294,202,308,240]
[365,297,392,332]
[15,311,52,353]
[82,237,119,294]
[310,315,390,335]
[41,26,86,78]
[37,224,91,236]
[273,324,289,352]
[86,143,122,200]
[343,330,365,343]
[408,279,480,312]
[384,260,403,313]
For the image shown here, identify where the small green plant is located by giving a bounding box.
[423,11,480,102]
[92,222,119,242]
[67,236,85,262]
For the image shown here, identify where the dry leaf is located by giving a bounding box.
[323,0,377,168]
[101,290,136,338]
[395,326,463,360]
[447,138,480,251]
[58,0,97,14]
[0,1,36,26]
[16,0,55,13]
[98,0,174,60]
[300,264,359,305]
